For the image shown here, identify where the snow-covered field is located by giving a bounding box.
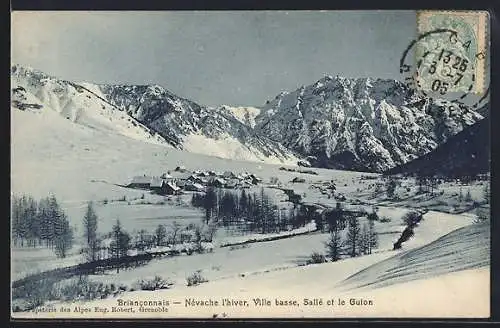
[11,103,491,318]
[14,220,490,318]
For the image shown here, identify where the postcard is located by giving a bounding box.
[10,10,491,319]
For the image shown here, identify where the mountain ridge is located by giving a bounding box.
[254,75,483,172]
[11,63,485,172]
[10,64,299,165]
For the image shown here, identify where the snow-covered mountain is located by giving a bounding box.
[10,64,299,165]
[385,115,490,178]
[254,76,484,172]
[11,64,171,147]
[220,105,262,128]
[11,65,485,172]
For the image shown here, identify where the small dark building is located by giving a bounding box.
[292,177,306,183]
[249,174,262,185]
[175,166,187,172]
[165,182,181,195]
[150,177,167,194]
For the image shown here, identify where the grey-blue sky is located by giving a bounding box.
[12,10,417,106]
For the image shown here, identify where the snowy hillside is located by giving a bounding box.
[92,83,297,164]
[11,64,171,147]
[220,105,262,128]
[11,64,299,165]
[255,76,484,172]
[340,221,490,290]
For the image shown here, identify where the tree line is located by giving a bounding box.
[12,194,74,258]
[324,203,378,261]
[191,187,312,234]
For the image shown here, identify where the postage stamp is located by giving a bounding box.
[414,11,489,97]
[10,10,491,321]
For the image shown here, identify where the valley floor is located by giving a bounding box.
[11,106,491,318]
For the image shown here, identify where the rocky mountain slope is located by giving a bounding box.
[11,64,171,147]
[11,65,486,172]
[385,114,490,178]
[254,76,484,172]
[10,64,298,165]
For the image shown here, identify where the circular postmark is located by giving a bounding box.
[400,28,489,109]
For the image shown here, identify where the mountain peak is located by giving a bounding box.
[254,73,483,172]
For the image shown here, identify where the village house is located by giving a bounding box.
[176,179,187,188]
[225,179,239,189]
[184,182,206,192]
[249,174,262,185]
[165,182,181,195]
[127,175,153,189]
[160,172,173,180]
[170,171,192,183]
[150,177,166,194]
[189,175,205,184]
[222,171,237,179]
[149,177,181,195]
[208,177,226,188]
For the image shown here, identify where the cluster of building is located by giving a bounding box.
[126,166,263,195]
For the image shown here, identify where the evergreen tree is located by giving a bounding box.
[260,188,270,233]
[416,175,426,194]
[483,183,490,204]
[368,218,378,253]
[82,201,99,262]
[37,197,51,247]
[325,229,343,261]
[204,187,217,224]
[465,188,473,202]
[326,202,345,232]
[54,213,73,258]
[46,194,62,248]
[11,195,22,246]
[346,217,361,257]
[360,223,369,255]
[110,219,131,273]
[239,189,248,217]
[26,196,39,247]
[386,177,398,199]
[45,194,74,256]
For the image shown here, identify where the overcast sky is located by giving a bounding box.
[12,10,417,107]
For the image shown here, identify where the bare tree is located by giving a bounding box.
[169,221,182,245]
[155,224,167,246]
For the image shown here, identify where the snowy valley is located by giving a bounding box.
[10,64,490,318]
